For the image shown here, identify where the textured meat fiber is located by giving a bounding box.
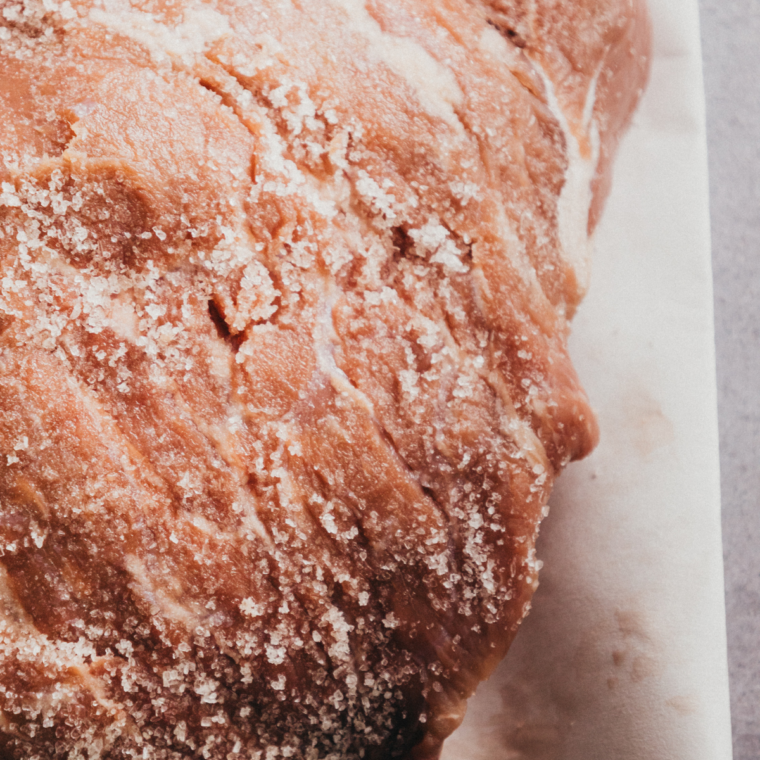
[0,0,649,758]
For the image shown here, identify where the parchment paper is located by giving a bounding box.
[442,0,734,758]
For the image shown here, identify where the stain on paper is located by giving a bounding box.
[624,385,675,458]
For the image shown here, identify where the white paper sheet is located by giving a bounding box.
[442,1,734,758]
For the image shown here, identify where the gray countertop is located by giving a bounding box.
[699,2,760,757]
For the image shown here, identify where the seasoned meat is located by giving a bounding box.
[0,0,649,757]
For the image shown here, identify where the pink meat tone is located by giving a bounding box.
[0,0,649,757]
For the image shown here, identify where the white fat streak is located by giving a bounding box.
[313,284,379,421]
[536,64,601,297]
[124,553,206,634]
[88,4,231,64]
[328,0,464,130]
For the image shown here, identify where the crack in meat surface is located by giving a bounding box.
[0,0,649,757]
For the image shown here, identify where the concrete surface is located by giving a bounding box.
[699,2,760,757]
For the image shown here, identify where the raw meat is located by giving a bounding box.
[0,0,649,757]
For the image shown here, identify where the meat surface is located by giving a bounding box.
[0,0,650,757]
